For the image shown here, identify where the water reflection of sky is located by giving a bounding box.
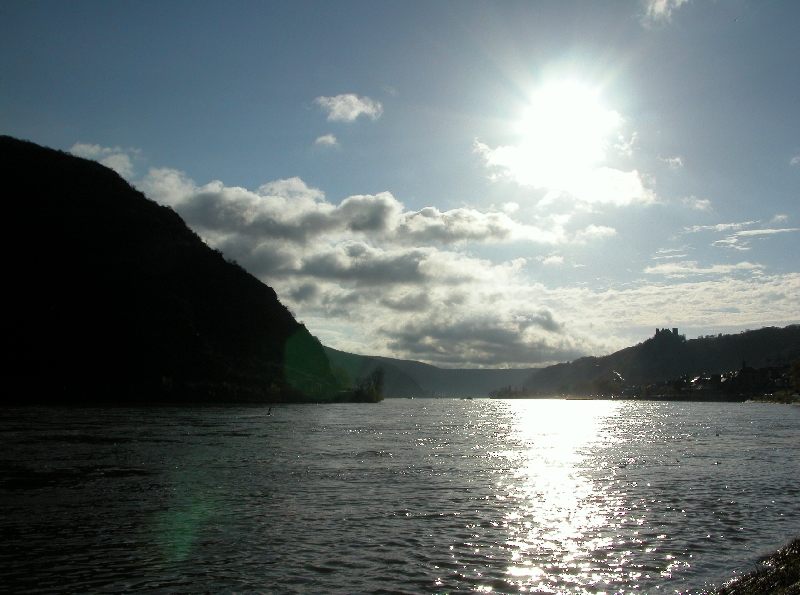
[495,400,624,592]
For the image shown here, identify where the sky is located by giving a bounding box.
[2,0,799,368]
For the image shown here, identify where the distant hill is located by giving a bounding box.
[324,347,536,397]
[522,326,800,395]
[1,135,340,404]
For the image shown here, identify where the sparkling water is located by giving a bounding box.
[2,399,798,593]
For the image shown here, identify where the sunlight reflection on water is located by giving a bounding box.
[1,400,799,593]
[495,400,622,592]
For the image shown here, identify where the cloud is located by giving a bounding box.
[685,219,800,251]
[314,94,383,122]
[790,155,800,166]
[661,155,684,169]
[475,143,655,208]
[380,291,431,312]
[338,193,402,232]
[733,228,800,238]
[474,80,658,209]
[380,310,582,368]
[644,260,763,278]
[300,243,430,286]
[538,254,564,266]
[141,167,585,249]
[714,227,800,251]
[684,220,758,234]
[136,165,608,367]
[681,196,712,211]
[642,0,690,26]
[398,206,530,244]
[70,142,138,179]
[652,247,688,260]
[573,224,617,243]
[314,134,339,148]
[615,132,637,157]
[543,273,800,347]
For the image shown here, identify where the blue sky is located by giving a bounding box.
[2,0,798,367]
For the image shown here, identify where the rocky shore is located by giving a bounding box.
[712,538,800,594]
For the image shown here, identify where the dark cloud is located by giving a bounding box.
[300,246,429,285]
[338,193,401,232]
[380,291,431,312]
[383,316,582,367]
[397,207,515,244]
[289,282,319,303]
[177,191,337,244]
[518,309,563,333]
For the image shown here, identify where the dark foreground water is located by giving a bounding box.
[1,400,799,594]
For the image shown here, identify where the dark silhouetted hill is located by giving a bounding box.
[522,326,800,395]
[1,135,339,404]
[325,347,536,397]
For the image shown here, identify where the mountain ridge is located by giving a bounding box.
[520,325,800,396]
[1,135,340,404]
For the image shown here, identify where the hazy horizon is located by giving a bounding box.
[2,0,798,368]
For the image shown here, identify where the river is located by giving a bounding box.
[1,399,799,593]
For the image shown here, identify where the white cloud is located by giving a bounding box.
[681,196,712,211]
[790,154,800,166]
[139,167,196,206]
[70,142,138,179]
[538,254,564,266]
[314,94,383,122]
[684,220,758,234]
[314,134,339,148]
[735,227,800,238]
[472,80,658,208]
[615,132,637,157]
[713,227,800,251]
[541,273,800,351]
[642,0,690,26]
[684,219,800,251]
[573,224,617,243]
[661,155,684,169]
[644,260,763,278]
[653,247,688,260]
[475,140,654,207]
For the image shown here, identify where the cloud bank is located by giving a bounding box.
[70,143,799,368]
[136,165,632,366]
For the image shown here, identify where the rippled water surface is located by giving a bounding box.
[1,400,799,593]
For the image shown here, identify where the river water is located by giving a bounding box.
[1,399,798,593]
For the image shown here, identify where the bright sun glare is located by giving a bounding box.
[512,80,622,190]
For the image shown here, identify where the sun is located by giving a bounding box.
[511,80,622,190]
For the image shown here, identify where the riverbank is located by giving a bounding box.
[713,538,800,594]
[747,391,800,405]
